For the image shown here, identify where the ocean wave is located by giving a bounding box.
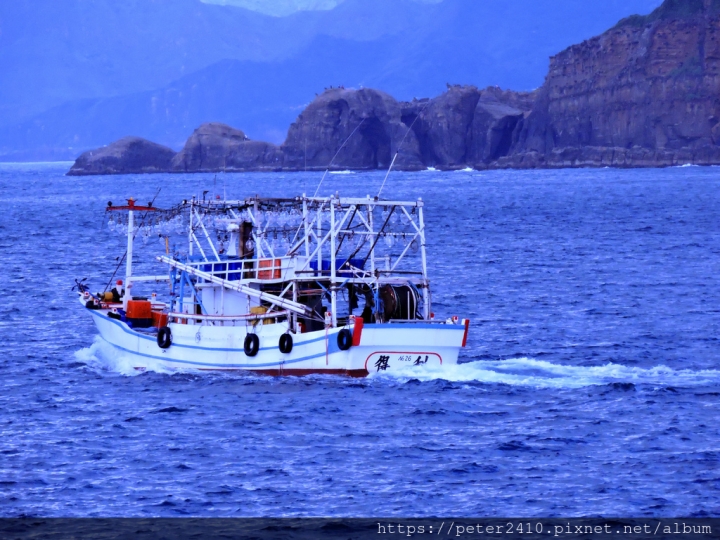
[370,357,720,388]
[329,170,355,175]
[74,336,175,376]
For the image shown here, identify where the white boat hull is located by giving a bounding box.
[86,308,467,376]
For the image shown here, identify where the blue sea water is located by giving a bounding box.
[1,163,719,517]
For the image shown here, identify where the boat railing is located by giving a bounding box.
[387,319,446,324]
[181,255,373,282]
[182,256,295,282]
[169,310,289,324]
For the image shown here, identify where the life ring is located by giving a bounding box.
[279,333,293,354]
[244,333,260,357]
[337,328,352,351]
[157,326,172,349]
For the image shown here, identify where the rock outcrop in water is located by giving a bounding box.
[281,86,532,171]
[67,137,176,176]
[67,0,720,174]
[66,86,533,175]
[281,88,425,171]
[402,85,534,169]
[170,123,283,173]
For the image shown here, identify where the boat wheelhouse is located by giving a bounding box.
[77,193,469,375]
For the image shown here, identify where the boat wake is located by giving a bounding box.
[74,336,174,376]
[370,357,720,389]
[74,340,720,388]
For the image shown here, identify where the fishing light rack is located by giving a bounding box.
[174,194,431,326]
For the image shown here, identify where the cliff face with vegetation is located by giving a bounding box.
[68,0,720,175]
[499,0,720,168]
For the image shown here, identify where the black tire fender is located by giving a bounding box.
[157,326,172,349]
[244,333,260,357]
[337,328,352,351]
[279,333,293,354]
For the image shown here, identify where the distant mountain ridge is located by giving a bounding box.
[0,0,662,161]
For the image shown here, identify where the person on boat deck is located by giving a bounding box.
[111,280,124,303]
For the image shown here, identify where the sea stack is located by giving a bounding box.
[281,87,425,171]
[171,123,283,173]
[67,137,176,176]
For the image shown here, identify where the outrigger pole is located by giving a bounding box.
[157,256,311,317]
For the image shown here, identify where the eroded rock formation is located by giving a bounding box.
[281,88,424,171]
[67,136,176,176]
[170,123,282,173]
[400,85,533,169]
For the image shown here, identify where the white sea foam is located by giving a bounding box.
[455,167,474,172]
[74,336,175,376]
[74,340,720,388]
[370,357,720,388]
[329,170,354,175]
[424,167,438,172]
[677,163,699,168]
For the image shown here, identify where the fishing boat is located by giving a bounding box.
[76,193,469,375]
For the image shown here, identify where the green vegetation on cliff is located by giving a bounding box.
[615,0,719,28]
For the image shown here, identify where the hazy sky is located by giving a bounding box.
[200,0,441,17]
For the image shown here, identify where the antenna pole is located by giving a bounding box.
[377,102,429,198]
[313,119,365,197]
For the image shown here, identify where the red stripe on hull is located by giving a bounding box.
[193,368,370,378]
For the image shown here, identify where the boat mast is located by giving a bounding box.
[105,198,161,310]
[302,194,310,258]
[330,194,337,327]
[418,198,430,320]
[124,199,135,310]
[367,196,375,276]
[188,197,194,257]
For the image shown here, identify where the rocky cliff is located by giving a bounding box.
[171,123,283,172]
[281,86,534,171]
[68,0,720,175]
[281,88,425,171]
[66,86,533,175]
[402,85,534,169]
[502,0,720,167]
